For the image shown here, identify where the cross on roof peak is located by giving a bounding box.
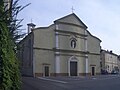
[31,18,33,23]
[71,6,75,13]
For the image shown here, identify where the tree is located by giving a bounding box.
[0,0,30,89]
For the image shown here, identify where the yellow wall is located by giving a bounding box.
[105,53,118,73]
[87,32,101,54]
[87,31,101,74]
[34,49,55,74]
[58,24,85,34]
[88,55,101,73]
[33,26,55,49]
[58,33,85,51]
[59,55,86,74]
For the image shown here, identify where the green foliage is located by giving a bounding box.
[9,0,30,44]
[0,10,21,90]
[0,0,30,89]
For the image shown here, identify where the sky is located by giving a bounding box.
[18,0,120,54]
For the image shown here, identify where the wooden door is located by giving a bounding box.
[70,61,77,76]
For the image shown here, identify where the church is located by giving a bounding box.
[18,13,101,77]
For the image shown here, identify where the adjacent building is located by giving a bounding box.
[117,55,120,73]
[18,13,101,77]
[100,50,119,74]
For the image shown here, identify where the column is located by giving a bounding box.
[55,52,60,73]
[55,32,59,48]
[85,56,88,74]
[55,24,60,74]
[85,30,88,74]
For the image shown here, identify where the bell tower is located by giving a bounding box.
[27,23,36,34]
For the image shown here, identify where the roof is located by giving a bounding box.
[101,49,118,57]
[87,30,102,42]
[27,23,36,27]
[54,13,88,29]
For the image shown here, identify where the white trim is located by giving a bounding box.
[85,30,88,51]
[55,24,60,74]
[85,55,88,73]
[55,24,59,30]
[85,30,88,74]
[55,54,60,73]
[55,32,59,49]
[55,24,59,49]
[38,77,67,84]
[68,60,70,76]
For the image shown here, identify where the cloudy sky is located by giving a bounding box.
[19,0,120,54]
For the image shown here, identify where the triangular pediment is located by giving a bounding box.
[54,13,87,29]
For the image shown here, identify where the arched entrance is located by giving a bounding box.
[68,56,78,76]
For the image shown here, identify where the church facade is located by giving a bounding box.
[18,13,101,77]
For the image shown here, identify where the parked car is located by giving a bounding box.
[101,69,108,75]
[111,70,118,74]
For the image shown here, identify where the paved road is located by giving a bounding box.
[22,75,120,90]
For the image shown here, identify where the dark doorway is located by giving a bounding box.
[92,67,95,76]
[70,61,77,76]
[44,66,49,76]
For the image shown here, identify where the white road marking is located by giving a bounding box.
[98,76,120,80]
[92,77,97,80]
[91,75,120,81]
[38,77,68,84]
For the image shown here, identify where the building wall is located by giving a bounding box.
[33,49,55,76]
[88,55,101,74]
[33,26,55,49]
[18,33,34,76]
[101,50,119,73]
[118,57,120,72]
[87,31,101,75]
[55,20,87,76]
[58,23,85,35]
[87,32,101,54]
[19,13,101,77]
[33,26,56,77]
[57,30,85,51]
[58,53,86,76]
[105,53,118,73]
[33,23,87,76]
[100,51,105,70]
